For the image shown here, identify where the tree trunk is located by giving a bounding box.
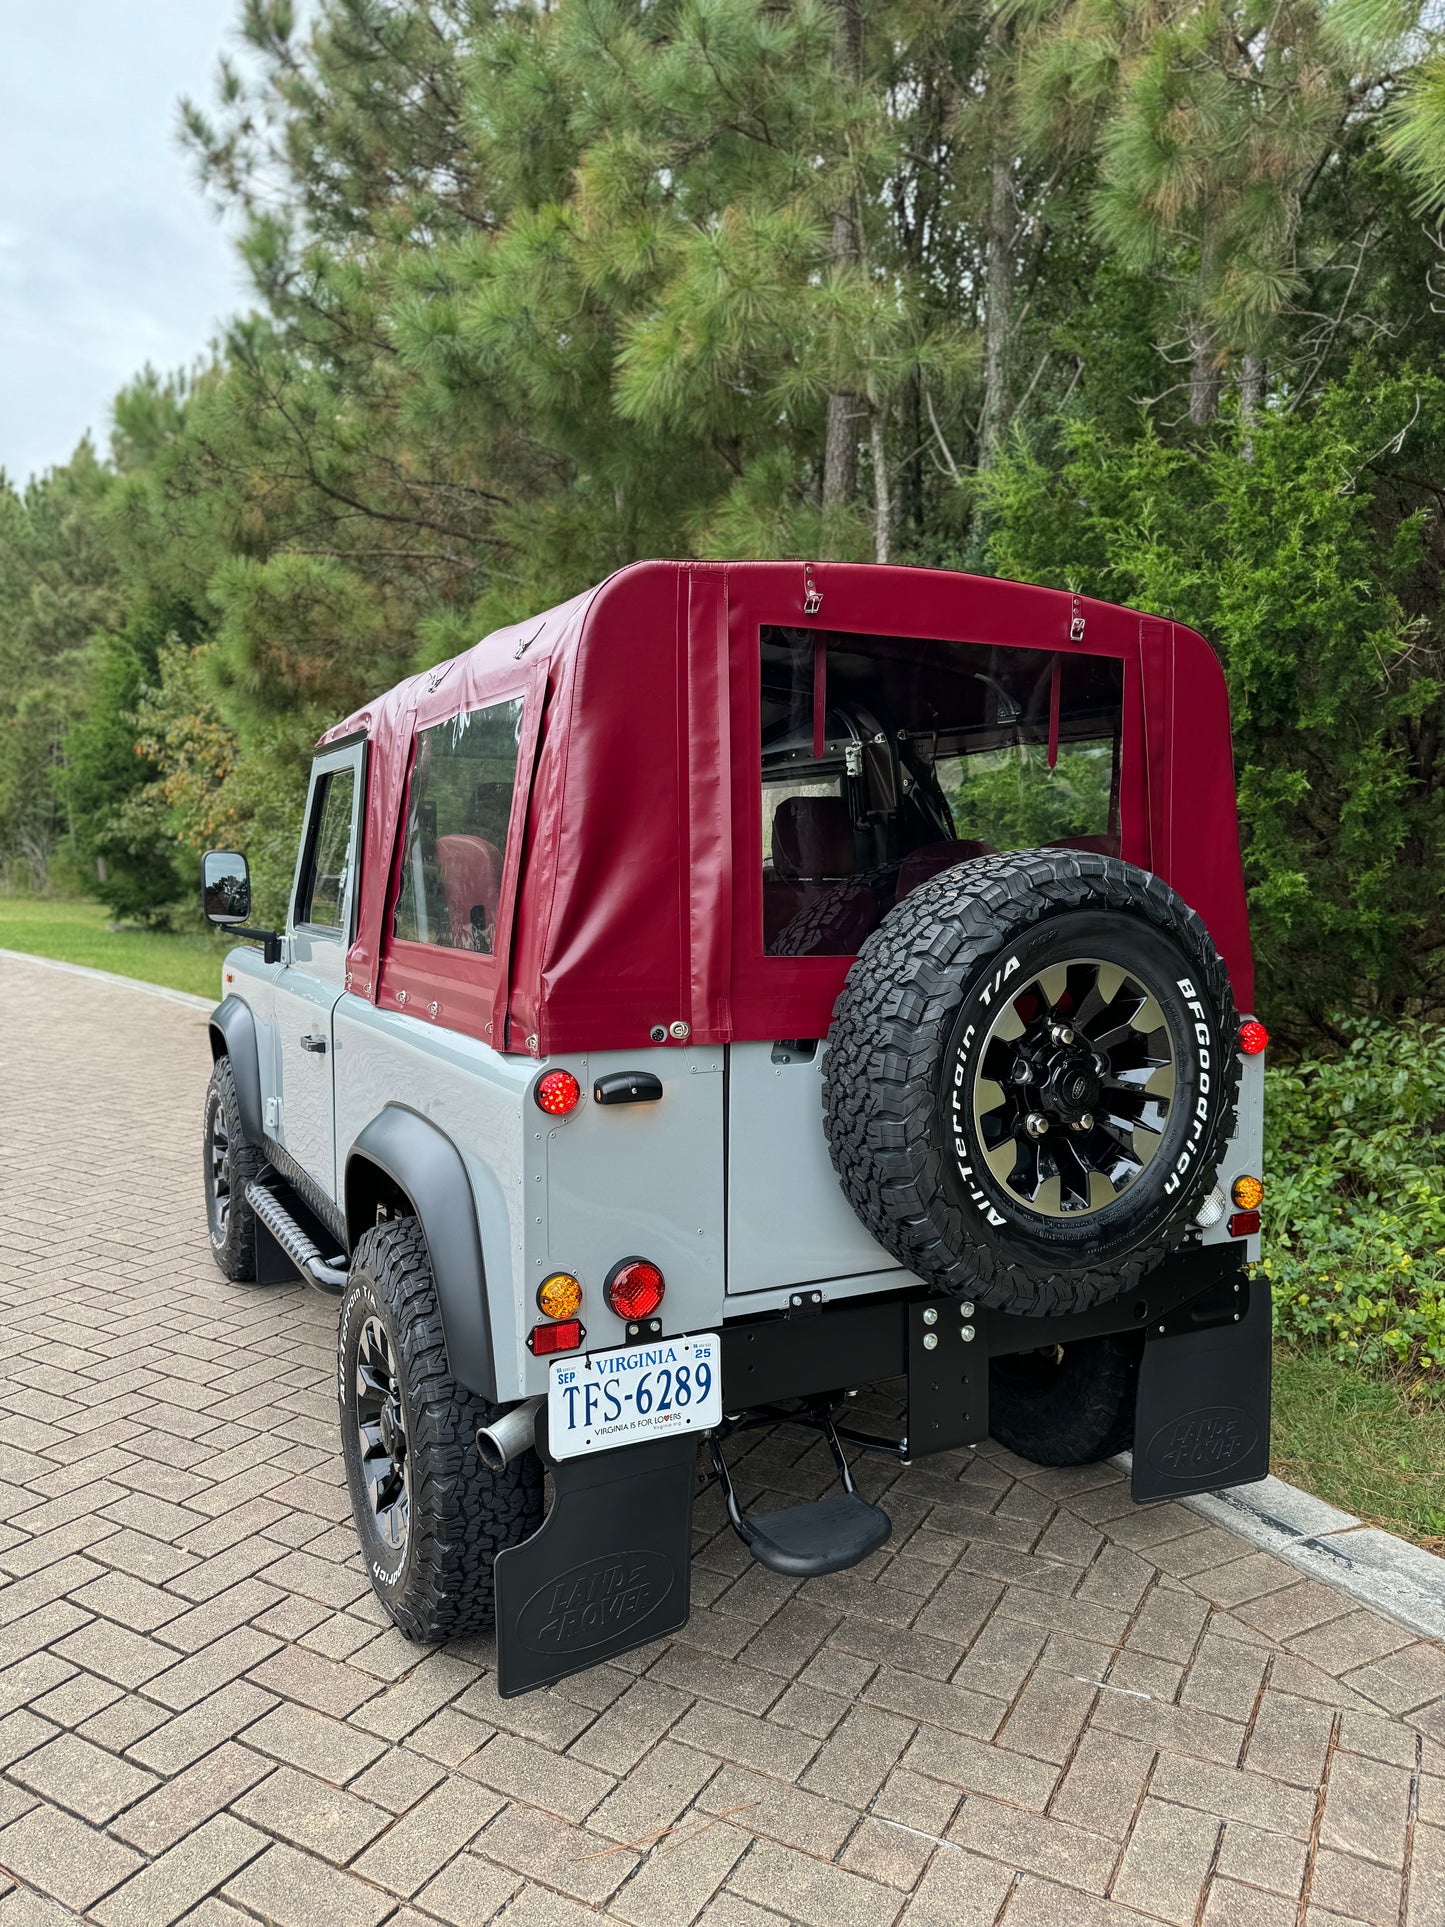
[870,402,891,563]
[978,149,1015,470]
[822,0,864,518]
[1240,353,1264,462]
[1189,329,1221,426]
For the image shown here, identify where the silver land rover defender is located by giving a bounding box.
[200,559,1268,1697]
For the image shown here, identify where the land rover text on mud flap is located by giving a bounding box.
[200,560,1270,1697]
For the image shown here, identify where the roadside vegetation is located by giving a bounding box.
[0,896,227,1000]
[3,1,1445,1544]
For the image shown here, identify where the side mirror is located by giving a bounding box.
[202,850,252,925]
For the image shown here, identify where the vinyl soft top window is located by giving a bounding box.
[393,696,524,955]
[761,628,1123,958]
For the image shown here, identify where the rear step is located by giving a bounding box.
[244,1180,348,1294]
[710,1413,891,1579]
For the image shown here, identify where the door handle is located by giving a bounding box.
[300,1032,328,1054]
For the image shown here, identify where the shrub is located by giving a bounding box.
[1264,1019,1445,1379]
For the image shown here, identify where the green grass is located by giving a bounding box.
[1273,1346,1445,1553]
[0,895,231,1000]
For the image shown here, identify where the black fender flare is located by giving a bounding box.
[208,996,264,1143]
[345,1107,497,1402]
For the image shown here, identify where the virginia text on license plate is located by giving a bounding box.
[548,1332,722,1460]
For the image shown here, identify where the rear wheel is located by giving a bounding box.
[203,1056,263,1281]
[339,1216,543,1642]
[989,1332,1142,1466]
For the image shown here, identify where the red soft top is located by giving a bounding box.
[321,560,1253,1056]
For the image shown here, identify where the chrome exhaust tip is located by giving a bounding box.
[475,1395,543,1472]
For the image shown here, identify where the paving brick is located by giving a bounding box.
[997,1668,1098,1765]
[1217,1820,1309,1898]
[1244,1690,1338,1788]
[897,1847,1014,1925]
[126,1681,276,1775]
[350,1776,491,1895]
[112,1741,273,1855]
[222,1842,393,1927]
[948,1797,1117,1894]
[1201,1878,1296,1925]
[0,1801,144,1911]
[9,1730,158,1824]
[728,1837,899,1927]
[411,1852,520,1926]
[1321,1750,1414,1867]
[1308,1845,1401,1926]
[1290,1610,1416,1678]
[1111,1796,1219,1925]
[1343,1642,1445,1716]
[902,1721,1059,1809]
[673,1698,818,1782]
[696,1763,855,1858]
[91,1815,267,1927]
[351,1652,479,1741]
[242,1699,386,1783]
[1049,1727,1155,1838]
[473,1801,638,1903]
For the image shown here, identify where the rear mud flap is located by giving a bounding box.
[493,1427,697,1698]
[1131,1267,1271,1503]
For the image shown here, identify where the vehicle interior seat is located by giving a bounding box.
[435,833,503,952]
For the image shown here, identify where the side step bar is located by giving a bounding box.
[244,1180,348,1294]
[710,1412,891,1578]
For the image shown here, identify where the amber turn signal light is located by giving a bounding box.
[537,1272,583,1320]
[1231,1175,1264,1211]
[527,1318,583,1356]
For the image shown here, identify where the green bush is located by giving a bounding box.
[1264,1019,1445,1378]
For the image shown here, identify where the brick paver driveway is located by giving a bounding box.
[2,954,1444,1927]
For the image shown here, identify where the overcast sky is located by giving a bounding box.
[0,0,249,485]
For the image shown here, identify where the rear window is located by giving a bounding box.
[761,627,1122,958]
[393,697,523,954]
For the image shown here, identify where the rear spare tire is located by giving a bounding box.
[824,850,1239,1315]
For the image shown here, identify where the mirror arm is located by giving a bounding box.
[231,926,283,965]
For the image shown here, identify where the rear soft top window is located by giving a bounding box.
[761,626,1123,958]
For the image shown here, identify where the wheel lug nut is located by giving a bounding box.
[1072,1112,1094,1132]
[1011,1059,1032,1084]
[1024,1113,1049,1138]
[1050,1023,1075,1046]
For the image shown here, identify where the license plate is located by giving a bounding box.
[547,1331,721,1460]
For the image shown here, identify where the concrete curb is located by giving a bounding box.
[0,947,215,1013]
[1116,1453,1445,1641]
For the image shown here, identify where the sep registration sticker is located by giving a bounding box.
[547,1331,721,1460]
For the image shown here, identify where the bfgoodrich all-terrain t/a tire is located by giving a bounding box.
[989,1332,1143,1466]
[824,850,1240,1316]
[203,1055,265,1283]
[339,1217,543,1642]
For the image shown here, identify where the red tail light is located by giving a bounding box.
[604,1258,665,1322]
[534,1070,581,1116]
[527,1318,584,1355]
[1239,1019,1269,1056]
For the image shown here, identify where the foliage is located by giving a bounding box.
[982,363,1445,1038]
[1264,1019,1445,1378]
[2,0,1445,1050]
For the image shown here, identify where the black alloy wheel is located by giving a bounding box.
[971,957,1176,1218]
[202,1055,263,1281]
[353,1314,411,1554]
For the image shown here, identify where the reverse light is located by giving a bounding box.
[534,1070,581,1116]
[1231,1175,1264,1211]
[1239,1019,1269,1056]
[527,1317,583,1356]
[537,1272,583,1320]
[1229,1210,1261,1239]
[604,1258,665,1322]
